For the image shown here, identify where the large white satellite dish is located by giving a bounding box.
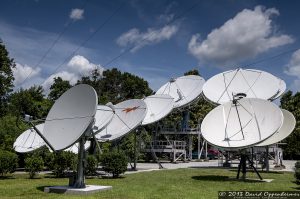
[43,84,97,151]
[142,94,174,125]
[202,69,285,104]
[13,123,45,153]
[256,109,295,146]
[96,99,147,141]
[64,141,91,154]
[156,75,205,108]
[93,105,114,134]
[201,98,283,149]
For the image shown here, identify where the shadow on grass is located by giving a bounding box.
[192,175,265,183]
[192,175,229,181]
[0,175,15,180]
[228,169,284,174]
[36,186,47,192]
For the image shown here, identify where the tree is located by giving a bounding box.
[0,150,18,176]
[100,150,127,178]
[9,86,52,119]
[0,40,15,117]
[25,155,44,178]
[48,77,72,101]
[78,68,153,104]
[0,115,28,151]
[184,69,200,76]
[280,91,300,159]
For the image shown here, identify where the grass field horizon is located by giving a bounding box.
[0,168,298,199]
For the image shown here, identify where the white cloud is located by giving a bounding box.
[116,24,179,52]
[41,55,105,92]
[70,8,84,21]
[12,63,41,86]
[67,55,104,76]
[188,6,294,66]
[42,71,78,92]
[285,49,300,76]
[284,49,300,91]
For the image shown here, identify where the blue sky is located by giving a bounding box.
[1,0,300,93]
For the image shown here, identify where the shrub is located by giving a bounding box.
[25,155,44,178]
[0,150,18,176]
[295,161,300,185]
[86,155,98,176]
[100,151,128,178]
[48,151,77,177]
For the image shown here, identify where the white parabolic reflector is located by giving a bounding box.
[142,94,174,125]
[96,99,147,141]
[93,105,114,134]
[202,68,285,104]
[156,75,205,108]
[201,98,283,149]
[13,123,45,153]
[64,141,91,154]
[43,84,97,151]
[256,109,296,146]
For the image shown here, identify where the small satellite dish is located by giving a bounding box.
[96,99,147,141]
[202,68,285,104]
[201,98,283,149]
[256,109,295,146]
[269,78,286,101]
[142,94,174,125]
[156,75,205,108]
[43,84,97,151]
[64,141,91,154]
[93,105,114,135]
[13,123,45,153]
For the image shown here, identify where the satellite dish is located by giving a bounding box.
[256,109,295,146]
[43,84,97,151]
[269,78,286,100]
[13,123,45,153]
[156,75,205,108]
[201,98,283,149]
[142,94,174,125]
[64,141,91,154]
[202,68,285,104]
[93,105,114,134]
[96,99,147,141]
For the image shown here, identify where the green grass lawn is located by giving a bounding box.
[0,168,298,199]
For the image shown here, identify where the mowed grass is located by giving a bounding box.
[0,168,298,199]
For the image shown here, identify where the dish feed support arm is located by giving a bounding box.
[29,121,56,152]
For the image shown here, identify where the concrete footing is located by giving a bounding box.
[44,185,112,195]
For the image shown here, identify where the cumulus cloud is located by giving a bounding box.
[67,55,104,76]
[42,71,78,91]
[284,49,300,91]
[41,55,104,92]
[12,63,41,86]
[70,8,84,21]
[188,6,294,66]
[285,49,300,76]
[116,24,179,52]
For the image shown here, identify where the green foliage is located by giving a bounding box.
[9,86,52,119]
[100,151,128,178]
[295,161,300,185]
[0,150,18,176]
[184,69,200,76]
[24,155,44,178]
[86,155,98,176]
[0,40,15,117]
[48,77,72,101]
[280,91,300,159]
[0,115,28,151]
[79,68,153,104]
[47,151,77,177]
